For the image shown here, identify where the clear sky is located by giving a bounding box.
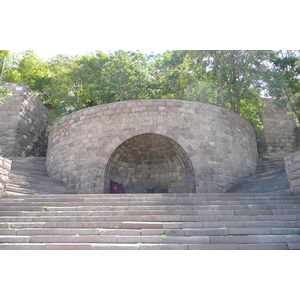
[34,49,166,60]
[4,1,299,59]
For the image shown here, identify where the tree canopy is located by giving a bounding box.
[2,50,300,128]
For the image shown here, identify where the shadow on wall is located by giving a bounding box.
[104,133,196,194]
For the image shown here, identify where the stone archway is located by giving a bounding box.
[103,133,196,194]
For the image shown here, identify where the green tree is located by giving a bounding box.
[0,50,11,105]
[101,50,149,101]
[69,51,111,106]
[148,50,193,99]
[0,50,10,82]
[4,49,296,131]
[183,81,220,105]
[3,50,52,97]
[265,50,300,122]
[41,54,85,119]
[185,50,269,128]
[42,51,150,119]
[0,87,9,106]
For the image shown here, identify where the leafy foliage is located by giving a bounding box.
[2,50,300,128]
[265,50,300,122]
[0,50,11,105]
[0,50,10,82]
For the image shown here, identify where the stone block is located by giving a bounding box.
[245,221,285,227]
[0,236,31,243]
[162,236,210,244]
[0,244,45,250]
[117,236,163,243]
[184,228,228,236]
[74,235,118,243]
[30,235,74,243]
[92,244,139,250]
[228,227,272,235]
[189,244,238,250]
[210,235,260,244]
[287,243,300,250]
[45,244,92,250]
[238,244,288,250]
[139,244,188,250]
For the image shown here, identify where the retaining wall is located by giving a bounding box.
[256,98,298,156]
[284,147,300,195]
[0,83,49,156]
[0,153,11,197]
[46,100,258,194]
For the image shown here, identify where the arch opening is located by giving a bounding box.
[104,133,196,194]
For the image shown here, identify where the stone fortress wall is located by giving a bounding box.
[1,83,299,194]
[284,147,300,195]
[0,83,49,157]
[0,151,11,196]
[256,98,298,156]
[46,100,258,194]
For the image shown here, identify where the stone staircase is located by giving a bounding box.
[0,193,300,250]
[5,157,72,196]
[227,156,290,194]
[1,155,299,250]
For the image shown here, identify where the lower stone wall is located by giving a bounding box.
[0,83,49,156]
[0,153,12,197]
[16,85,49,156]
[284,147,300,195]
[257,98,298,156]
[46,100,258,194]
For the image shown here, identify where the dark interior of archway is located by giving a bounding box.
[104,133,196,193]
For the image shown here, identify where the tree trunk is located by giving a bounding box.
[217,69,226,108]
[0,57,6,82]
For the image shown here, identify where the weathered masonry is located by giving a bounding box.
[46,100,258,194]
[284,147,300,195]
[0,83,49,156]
[0,153,11,197]
[256,98,298,156]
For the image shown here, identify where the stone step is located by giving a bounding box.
[5,157,71,195]
[8,176,69,187]
[10,160,48,169]
[227,156,291,193]
[1,189,299,249]
[4,186,36,194]
[2,202,300,212]
[0,228,142,236]
[6,185,69,194]
[1,205,300,214]
[3,192,296,200]
[1,242,297,250]
[9,169,48,177]
[1,234,300,245]
[1,204,300,217]
[0,221,300,231]
[1,197,297,205]
[2,201,300,211]
[1,212,299,222]
[2,219,299,229]
[1,195,300,203]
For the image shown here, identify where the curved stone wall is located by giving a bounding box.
[46,100,258,194]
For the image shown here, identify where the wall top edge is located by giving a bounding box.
[53,99,250,127]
